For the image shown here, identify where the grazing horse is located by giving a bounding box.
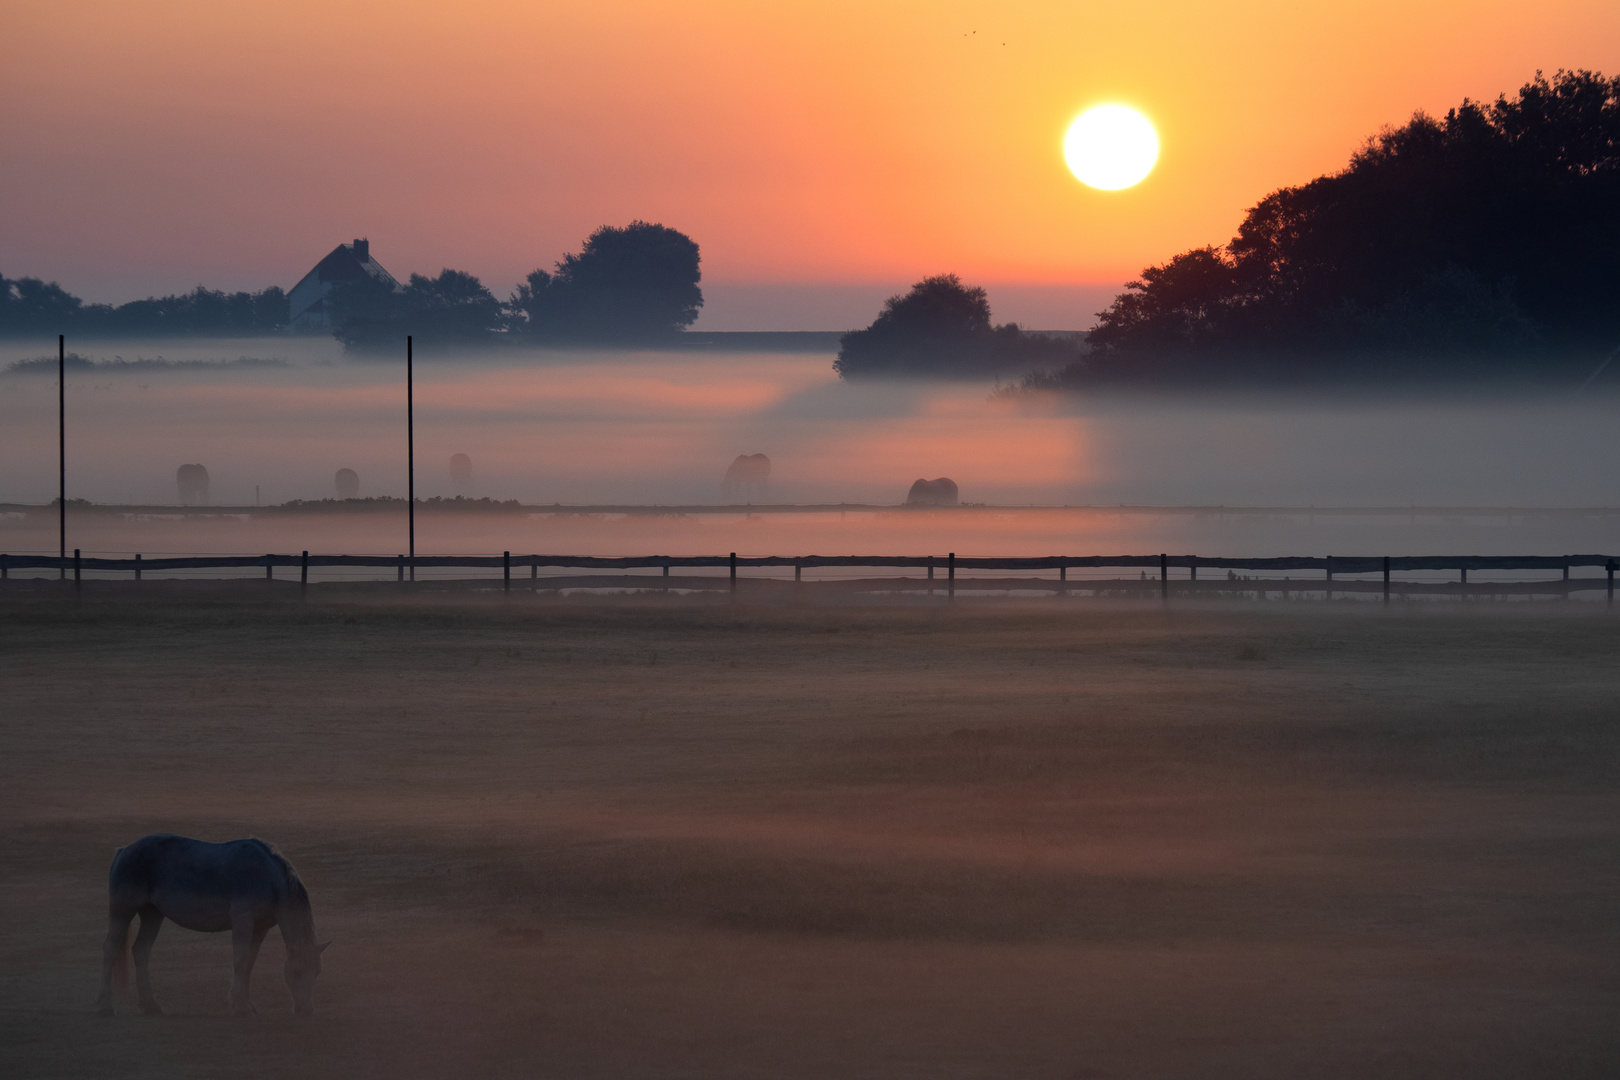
[176,463,209,506]
[96,835,328,1017]
[906,477,959,506]
[722,453,771,500]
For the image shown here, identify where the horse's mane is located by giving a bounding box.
[247,837,311,915]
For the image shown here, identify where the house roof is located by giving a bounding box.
[308,242,398,288]
[288,240,399,323]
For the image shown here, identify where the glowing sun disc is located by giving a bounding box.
[1064,105,1158,190]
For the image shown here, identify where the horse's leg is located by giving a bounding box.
[95,908,135,1016]
[227,914,266,1016]
[132,906,165,1015]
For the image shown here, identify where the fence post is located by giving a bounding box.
[1460,567,1468,600]
[1563,562,1570,601]
[1608,561,1614,606]
[1383,556,1390,603]
[662,560,670,578]
[794,561,801,582]
[1,553,7,580]
[948,552,955,600]
[1189,557,1197,583]
[74,548,81,591]
[301,550,309,592]
[1160,553,1168,600]
[397,554,404,583]
[265,554,273,582]
[1325,556,1333,602]
[531,560,537,592]
[730,552,737,594]
[134,553,141,582]
[504,551,511,592]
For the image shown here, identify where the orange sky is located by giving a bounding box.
[4,0,1618,323]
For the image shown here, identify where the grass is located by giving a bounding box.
[1,589,1618,1078]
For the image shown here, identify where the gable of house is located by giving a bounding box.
[288,239,398,331]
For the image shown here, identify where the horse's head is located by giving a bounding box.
[285,941,328,1016]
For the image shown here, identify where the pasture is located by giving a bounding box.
[1,588,1618,1078]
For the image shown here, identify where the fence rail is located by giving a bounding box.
[3,550,1617,603]
[3,552,1618,573]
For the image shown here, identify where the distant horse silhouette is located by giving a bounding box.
[722,453,771,500]
[334,468,359,499]
[96,835,328,1017]
[176,464,209,505]
[906,477,959,506]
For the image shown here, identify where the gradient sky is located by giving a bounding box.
[4,1,1618,326]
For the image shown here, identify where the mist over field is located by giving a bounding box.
[3,338,1619,559]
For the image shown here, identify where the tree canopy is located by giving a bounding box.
[511,221,703,341]
[835,274,1083,379]
[1087,69,1620,377]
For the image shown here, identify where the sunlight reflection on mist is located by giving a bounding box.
[0,340,1086,507]
[3,339,1620,559]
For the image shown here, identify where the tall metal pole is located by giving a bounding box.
[407,335,415,581]
[58,334,65,579]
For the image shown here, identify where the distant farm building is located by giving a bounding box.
[287,239,398,332]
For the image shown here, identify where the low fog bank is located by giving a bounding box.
[3,339,1618,551]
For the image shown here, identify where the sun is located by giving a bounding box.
[1064,105,1158,190]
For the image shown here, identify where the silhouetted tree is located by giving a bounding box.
[329,269,502,349]
[1086,69,1620,377]
[510,222,702,341]
[834,274,1084,378]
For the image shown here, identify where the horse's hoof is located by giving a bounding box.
[138,1001,163,1016]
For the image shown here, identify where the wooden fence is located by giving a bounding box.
[2,550,1616,602]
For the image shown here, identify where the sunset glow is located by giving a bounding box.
[4,2,1617,310]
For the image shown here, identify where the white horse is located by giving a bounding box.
[96,835,328,1017]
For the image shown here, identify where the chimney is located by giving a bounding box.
[352,238,369,261]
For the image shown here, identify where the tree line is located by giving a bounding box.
[0,279,289,337]
[0,221,703,346]
[838,70,1620,385]
[1074,68,1620,382]
[330,221,702,348]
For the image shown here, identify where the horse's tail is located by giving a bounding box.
[111,921,132,991]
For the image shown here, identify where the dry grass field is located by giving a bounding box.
[1,587,1618,1078]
